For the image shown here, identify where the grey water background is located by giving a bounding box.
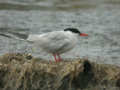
[0,0,120,65]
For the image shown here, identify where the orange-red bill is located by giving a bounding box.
[80,33,88,36]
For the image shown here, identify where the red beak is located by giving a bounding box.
[80,33,88,36]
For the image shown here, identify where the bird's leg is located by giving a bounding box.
[53,54,58,62]
[57,54,62,62]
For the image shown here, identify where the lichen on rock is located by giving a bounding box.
[0,53,120,90]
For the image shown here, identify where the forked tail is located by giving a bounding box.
[0,31,30,42]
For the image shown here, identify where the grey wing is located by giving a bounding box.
[41,31,66,42]
[39,31,70,53]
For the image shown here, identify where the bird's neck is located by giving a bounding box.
[66,31,78,40]
[71,32,79,38]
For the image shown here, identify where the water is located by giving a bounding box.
[0,0,120,65]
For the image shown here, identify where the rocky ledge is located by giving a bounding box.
[0,53,120,90]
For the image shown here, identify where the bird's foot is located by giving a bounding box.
[57,54,62,62]
[53,54,62,62]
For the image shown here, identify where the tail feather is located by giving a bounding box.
[0,27,29,39]
[9,31,29,40]
[0,33,13,38]
[0,32,29,42]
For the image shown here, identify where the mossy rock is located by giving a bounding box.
[0,53,120,90]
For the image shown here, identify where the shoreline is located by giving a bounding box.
[0,53,120,90]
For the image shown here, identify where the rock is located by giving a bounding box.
[0,53,120,90]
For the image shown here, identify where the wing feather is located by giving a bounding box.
[27,31,75,54]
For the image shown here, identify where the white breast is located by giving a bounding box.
[27,31,78,54]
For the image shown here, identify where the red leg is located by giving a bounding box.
[53,54,58,62]
[57,54,62,62]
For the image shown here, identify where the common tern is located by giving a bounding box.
[27,28,88,62]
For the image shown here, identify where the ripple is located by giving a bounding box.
[0,3,96,11]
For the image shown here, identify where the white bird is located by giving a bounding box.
[27,28,88,62]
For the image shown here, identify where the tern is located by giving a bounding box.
[27,28,88,62]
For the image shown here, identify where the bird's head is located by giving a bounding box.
[64,28,88,36]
